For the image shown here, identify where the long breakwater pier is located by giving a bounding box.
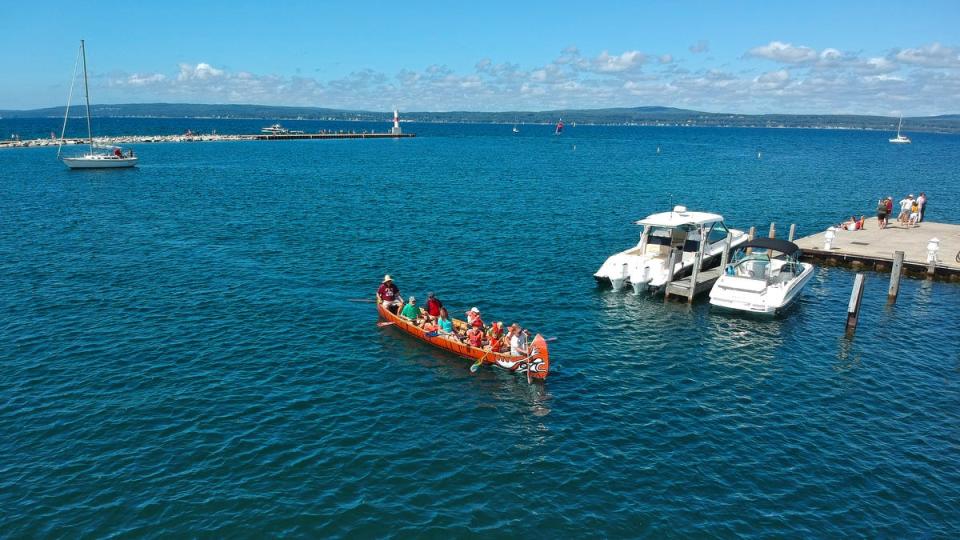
[0,131,414,149]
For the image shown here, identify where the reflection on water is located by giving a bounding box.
[835,335,863,372]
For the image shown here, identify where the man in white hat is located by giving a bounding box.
[465,307,484,329]
[377,275,402,313]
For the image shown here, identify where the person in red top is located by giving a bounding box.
[426,292,443,317]
[466,326,484,348]
[376,275,401,313]
[466,307,484,329]
[486,322,504,352]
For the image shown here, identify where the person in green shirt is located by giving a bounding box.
[400,296,422,322]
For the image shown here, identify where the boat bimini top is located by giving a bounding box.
[738,238,801,256]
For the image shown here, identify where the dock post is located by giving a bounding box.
[719,232,733,273]
[846,273,866,333]
[788,223,797,242]
[888,251,904,302]
[664,248,679,301]
[768,222,776,239]
[746,226,756,254]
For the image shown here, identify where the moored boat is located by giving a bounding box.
[376,302,550,382]
[595,205,748,294]
[709,238,814,314]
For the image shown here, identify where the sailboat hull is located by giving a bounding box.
[62,155,138,169]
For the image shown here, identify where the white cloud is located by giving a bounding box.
[177,62,225,81]
[894,42,960,68]
[98,44,960,115]
[591,50,647,73]
[747,41,818,64]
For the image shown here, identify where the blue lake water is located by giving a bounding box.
[1,120,959,537]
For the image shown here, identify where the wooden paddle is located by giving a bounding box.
[470,350,489,373]
[376,321,395,327]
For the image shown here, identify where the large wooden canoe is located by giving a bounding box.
[377,303,550,382]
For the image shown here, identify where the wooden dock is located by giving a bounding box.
[794,217,960,281]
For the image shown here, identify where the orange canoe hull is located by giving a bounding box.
[377,303,550,381]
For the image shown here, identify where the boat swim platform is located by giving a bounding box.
[794,218,960,281]
[664,267,723,300]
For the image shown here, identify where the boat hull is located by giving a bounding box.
[377,303,550,381]
[63,156,138,169]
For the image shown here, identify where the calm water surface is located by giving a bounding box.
[1,121,959,537]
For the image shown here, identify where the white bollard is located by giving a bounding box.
[824,227,837,250]
[927,238,940,263]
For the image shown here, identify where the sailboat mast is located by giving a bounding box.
[80,39,94,153]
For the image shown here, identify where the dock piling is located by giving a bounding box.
[719,232,733,273]
[746,226,756,255]
[768,222,776,239]
[788,224,797,242]
[888,251,904,302]
[846,273,866,333]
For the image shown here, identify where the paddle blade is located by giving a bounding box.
[376,322,395,327]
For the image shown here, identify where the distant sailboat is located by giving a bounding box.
[889,115,911,144]
[58,40,138,169]
[555,118,564,135]
[512,120,520,134]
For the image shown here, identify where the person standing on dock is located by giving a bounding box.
[918,192,927,222]
[898,195,914,225]
[876,198,889,229]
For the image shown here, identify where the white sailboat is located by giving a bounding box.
[58,40,138,169]
[889,115,911,144]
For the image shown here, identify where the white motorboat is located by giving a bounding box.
[595,206,748,294]
[709,238,814,315]
[58,40,138,169]
[889,115,911,144]
[261,124,290,134]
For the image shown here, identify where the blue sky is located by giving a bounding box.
[2,0,959,114]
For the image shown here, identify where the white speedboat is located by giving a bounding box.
[261,124,290,134]
[709,238,814,315]
[889,115,911,144]
[595,206,748,294]
[58,40,138,169]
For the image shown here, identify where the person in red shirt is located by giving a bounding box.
[426,292,443,317]
[466,326,484,348]
[376,275,401,313]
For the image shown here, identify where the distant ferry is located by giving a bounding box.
[261,124,289,134]
[261,124,305,135]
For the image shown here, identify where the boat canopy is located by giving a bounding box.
[635,209,724,228]
[740,238,800,255]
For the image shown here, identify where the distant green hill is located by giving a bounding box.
[2,103,958,133]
